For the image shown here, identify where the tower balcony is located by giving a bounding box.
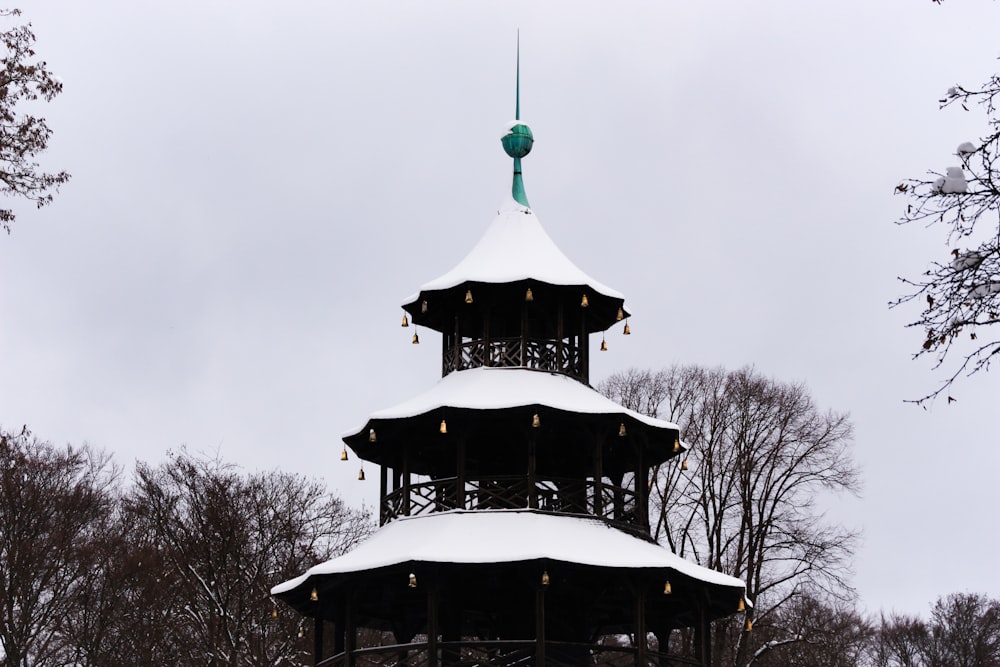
[442,336,584,381]
[380,475,649,538]
[315,639,702,666]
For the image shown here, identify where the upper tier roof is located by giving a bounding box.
[401,198,629,334]
[409,198,623,298]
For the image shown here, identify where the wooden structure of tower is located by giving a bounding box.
[273,52,747,666]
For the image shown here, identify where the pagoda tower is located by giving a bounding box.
[273,57,747,667]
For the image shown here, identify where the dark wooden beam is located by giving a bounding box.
[313,616,324,666]
[636,438,648,534]
[345,594,356,667]
[379,465,388,526]
[593,434,604,516]
[528,431,537,509]
[333,605,345,657]
[453,314,460,375]
[456,436,465,510]
[535,585,546,665]
[402,449,410,517]
[427,587,439,667]
[557,300,565,376]
[520,297,527,366]
[635,588,647,666]
[694,600,711,667]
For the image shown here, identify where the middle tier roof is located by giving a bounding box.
[344,367,685,472]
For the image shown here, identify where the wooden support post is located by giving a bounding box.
[593,435,604,517]
[635,589,647,666]
[345,595,356,667]
[402,450,410,517]
[528,432,537,509]
[456,437,465,509]
[556,301,565,374]
[313,616,325,666]
[427,587,439,667]
[693,602,711,667]
[636,440,648,533]
[535,586,546,665]
[453,315,461,373]
[379,465,388,525]
[333,605,345,657]
[441,327,449,376]
[441,585,459,667]
[483,311,491,367]
[653,627,672,667]
[520,298,527,367]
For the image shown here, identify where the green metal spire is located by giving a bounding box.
[501,32,533,207]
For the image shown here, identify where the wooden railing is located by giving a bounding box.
[316,639,701,666]
[380,476,642,534]
[442,337,583,380]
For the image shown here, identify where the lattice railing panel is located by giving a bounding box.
[382,477,644,536]
[443,338,582,380]
[319,640,700,666]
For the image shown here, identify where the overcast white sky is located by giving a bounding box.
[1,1,998,616]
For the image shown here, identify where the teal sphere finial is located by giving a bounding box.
[502,123,534,158]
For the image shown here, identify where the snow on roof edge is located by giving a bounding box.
[271,510,744,596]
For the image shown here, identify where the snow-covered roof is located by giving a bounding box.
[403,198,624,303]
[271,510,745,595]
[346,367,679,435]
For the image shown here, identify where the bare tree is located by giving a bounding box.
[870,593,1000,667]
[872,612,928,667]
[749,594,872,667]
[0,10,70,234]
[924,593,1000,667]
[125,449,373,667]
[892,66,1000,404]
[599,366,861,667]
[0,426,117,667]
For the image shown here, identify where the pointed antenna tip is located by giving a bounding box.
[515,33,521,120]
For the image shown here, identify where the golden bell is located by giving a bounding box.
[581,293,589,308]
[412,332,420,344]
[673,438,680,453]
[465,289,473,304]
[681,458,689,471]
[408,573,417,588]
[358,468,365,481]
[541,570,550,587]
[310,587,318,602]
[532,413,540,428]
[368,428,377,443]
[663,580,672,595]
[340,447,348,461]
[616,307,624,321]
[271,606,278,619]
[737,597,746,612]
[525,287,534,302]
[623,321,631,335]
[744,619,753,632]
[421,300,428,314]
[600,338,608,352]
[619,422,626,437]
[439,419,447,434]
[401,313,409,327]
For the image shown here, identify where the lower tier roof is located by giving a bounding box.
[271,509,744,597]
